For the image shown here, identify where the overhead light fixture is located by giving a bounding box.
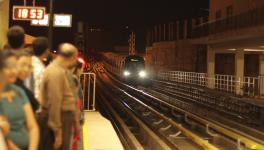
[227,48,236,51]
[244,49,264,52]
[227,48,264,52]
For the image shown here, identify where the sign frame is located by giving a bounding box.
[12,5,46,21]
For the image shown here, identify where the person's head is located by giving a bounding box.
[73,61,84,77]
[17,50,32,81]
[7,25,25,50]
[32,37,49,59]
[0,51,6,93]
[57,43,78,69]
[1,50,18,84]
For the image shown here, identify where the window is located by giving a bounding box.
[216,10,221,20]
[226,5,233,18]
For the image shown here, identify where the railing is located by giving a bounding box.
[81,73,96,111]
[192,6,264,38]
[243,76,260,96]
[159,71,207,87]
[158,71,262,97]
[214,74,235,93]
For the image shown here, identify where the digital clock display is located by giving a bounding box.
[13,6,45,20]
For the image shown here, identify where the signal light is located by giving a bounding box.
[78,57,85,64]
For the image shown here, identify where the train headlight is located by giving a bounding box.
[139,71,147,78]
[124,71,130,76]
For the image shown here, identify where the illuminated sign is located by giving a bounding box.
[54,14,72,27]
[13,6,45,20]
[31,14,49,26]
[30,14,72,27]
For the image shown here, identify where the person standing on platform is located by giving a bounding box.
[15,50,39,112]
[0,51,10,150]
[28,37,49,102]
[0,50,39,150]
[70,60,85,150]
[5,26,25,51]
[40,43,78,150]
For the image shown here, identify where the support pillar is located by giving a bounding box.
[0,0,10,48]
[183,19,188,39]
[235,49,244,95]
[154,26,157,42]
[159,24,162,41]
[207,46,215,89]
[259,54,264,96]
[176,21,179,40]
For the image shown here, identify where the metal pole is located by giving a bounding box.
[48,0,54,49]
[92,74,96,111]
[88,75,91,109]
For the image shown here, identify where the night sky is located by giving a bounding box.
[9,0,209,51]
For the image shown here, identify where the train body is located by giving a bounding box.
[102,52,150,85]
[121,55,147,83]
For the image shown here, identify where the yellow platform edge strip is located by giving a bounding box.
[83,121,88,150]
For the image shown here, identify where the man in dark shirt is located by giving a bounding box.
[6,26,25,51]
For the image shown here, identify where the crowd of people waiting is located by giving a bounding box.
[0,25,84,150]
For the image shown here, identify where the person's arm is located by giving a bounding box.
[0,115,9,136]
[17,86,39,150]
[24,103,39,150]
[33,66,44,102]
[0,129,8,150]
[6,140,20,150]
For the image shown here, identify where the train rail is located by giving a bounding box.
[96,72,220,149]
[100,62,264,150]
[147,79,264,138]
[97,72,172,149]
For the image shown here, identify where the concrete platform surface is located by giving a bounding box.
[82,111,124,150]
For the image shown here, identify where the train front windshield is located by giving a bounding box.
[125,58,145,71]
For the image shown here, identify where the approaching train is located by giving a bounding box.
[121,55,148,82]
[102,52,150,85]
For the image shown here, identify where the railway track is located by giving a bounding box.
[147,79,264,139]
[97,73,172,150]
[97,72,220,149]
[98,62,264,150]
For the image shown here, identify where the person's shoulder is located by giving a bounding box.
[45,62,65,77]
[8,84,26,96]
[8,84,23,92]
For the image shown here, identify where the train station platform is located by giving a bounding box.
[82,111,124,150]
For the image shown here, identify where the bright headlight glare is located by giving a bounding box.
[139,71,146,77]
[124,71,130,76]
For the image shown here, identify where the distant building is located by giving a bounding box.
[192,0,264,95]
[146,0,264,96]
[145,18,207,73]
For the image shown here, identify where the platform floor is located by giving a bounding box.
[82,111,124,150]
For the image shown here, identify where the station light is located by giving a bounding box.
[227,48,264,52]
[227,48,236,51]
[244,49,264,52]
